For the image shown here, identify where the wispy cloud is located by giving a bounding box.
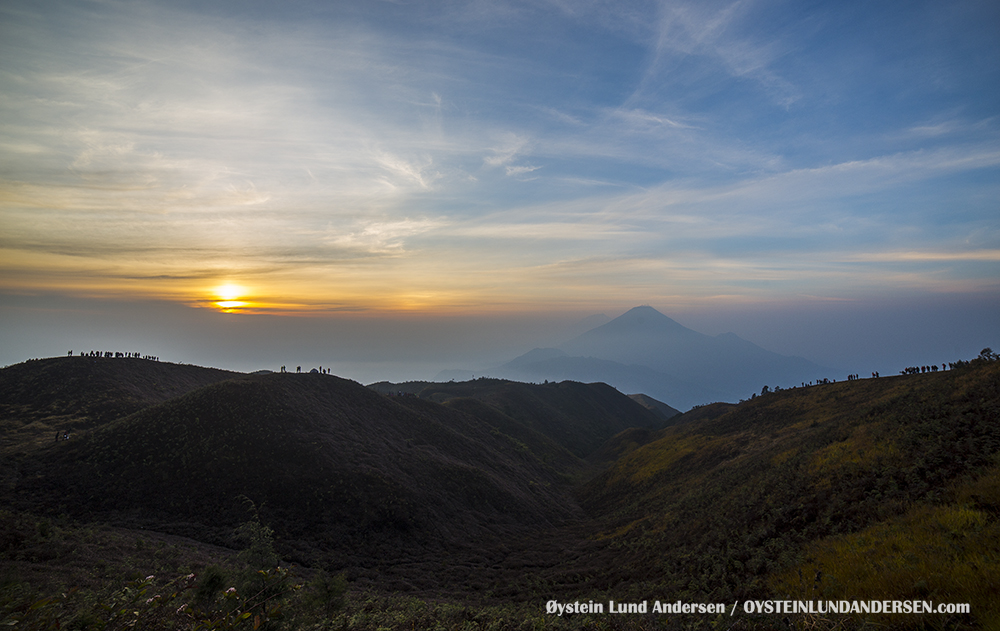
[484,134,531,167]
[373,152,440,190]
[0,0,997,313]
[845,250,1000,263]
[324,217,449,255]
[637,0,801,107]
[611,108,698,131]
[505,164,541,176]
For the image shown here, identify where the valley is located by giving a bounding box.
[1,351,998,629]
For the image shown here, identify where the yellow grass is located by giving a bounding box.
[771,464,1000,629]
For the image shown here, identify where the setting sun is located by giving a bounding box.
[213,284,248,312]
[216,284,244,301]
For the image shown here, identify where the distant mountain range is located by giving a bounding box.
[438,306,832,410]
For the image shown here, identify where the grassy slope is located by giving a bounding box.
[579,361,1000,621]
[4,356,999,629]
[379,378,665,459]
[0,509,235,597]
[770,460,1000,629]
[0,357,237,454]
[584,403,737,468]
[627,393,682,423]
[6,372,590,592]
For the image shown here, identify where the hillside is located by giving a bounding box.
[0,356,238,454]
[369,377,665,458]
[577,357,1000,625]
[6,372,590,584]
[492,352,725,412]
[3,353,999,629]
[627,393,681,422]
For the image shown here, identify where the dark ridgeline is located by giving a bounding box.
[1,350,998,627]
[0,357,662,596]
[68,350,160,360]
[0,355,237,431]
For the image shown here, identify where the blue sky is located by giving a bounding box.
[1,0,998,381]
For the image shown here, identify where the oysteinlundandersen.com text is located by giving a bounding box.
[743,600,970,615]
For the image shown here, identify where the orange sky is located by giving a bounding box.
[1,0,998,381]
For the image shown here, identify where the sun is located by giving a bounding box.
[212,284,249,312]
[216,284,243,301]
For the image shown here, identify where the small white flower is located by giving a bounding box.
[225,587,237,594]
[176,604,188,614]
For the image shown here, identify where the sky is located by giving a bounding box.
[1,0,998,384]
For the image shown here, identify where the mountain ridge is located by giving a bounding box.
[575,358,1000,612]
[491,306,831,409]
[7,370,588,576]
[2,352,997,628]
[368,377,667,459]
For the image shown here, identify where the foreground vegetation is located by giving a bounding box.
[1,506,348,630]
[772,459,1000,629]
[576,352,1000,628]
[2,351,998,629]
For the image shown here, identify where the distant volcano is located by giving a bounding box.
[489,306,830,410]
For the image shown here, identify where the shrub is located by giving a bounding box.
[194,565,227,604]
[302,570,347,617]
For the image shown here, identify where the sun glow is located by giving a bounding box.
[216,284,244,300]
[212,284,249,312]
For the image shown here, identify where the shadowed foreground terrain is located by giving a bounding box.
[2,353,999,629]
